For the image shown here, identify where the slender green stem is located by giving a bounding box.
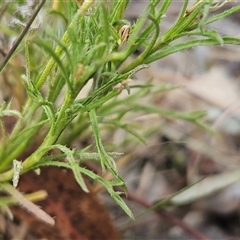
[0,92,74,181]
[145,36,240,64]
[122,15,160,73]
[2,0,95,149]
[36,0,94,90]
[150,2,202,54]
[206,5,240,25]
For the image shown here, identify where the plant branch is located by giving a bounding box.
[0,0,46,73]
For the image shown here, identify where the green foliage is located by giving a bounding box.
[0,0,240,222]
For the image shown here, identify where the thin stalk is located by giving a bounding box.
[6,0,94,142]
[121,15,160,73]
[145,36,240,64]
[36,0,94,90]
[0,0,46,73]
[0,90,74,181]
[149,2,203,54]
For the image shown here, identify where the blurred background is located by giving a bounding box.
[1,1,240,239]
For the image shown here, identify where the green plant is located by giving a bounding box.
[0,0,240,224]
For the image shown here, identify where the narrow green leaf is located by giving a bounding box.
[132,104,206,121]
[33,38,69,86]
[206,5,240,25]
[102,120,146,144]
[49,145,89,193]
[145,37,240,64]
[89,109,117,173]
